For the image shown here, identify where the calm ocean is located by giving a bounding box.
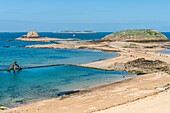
[0,32,169,107]
[0,32,115,70]
[0,32,129,107]
[159,32,170,54]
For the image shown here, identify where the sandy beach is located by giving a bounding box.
[1,0,170,112]
[81,42,170,70]
[3,72,170,113]
[94,87,170,113]
[2,41,170,113]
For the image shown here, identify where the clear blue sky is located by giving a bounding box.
[0,0,170,32]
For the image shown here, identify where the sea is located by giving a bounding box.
[158,32,170,54]
[0,32,169,107]
[0,32,114,70]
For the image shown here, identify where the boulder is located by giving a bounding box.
[124,58,170,74]
[22,30,40,38]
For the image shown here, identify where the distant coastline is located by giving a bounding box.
[57,30,96,34]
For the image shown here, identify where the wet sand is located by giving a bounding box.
[81,42,170,70]
[16,37,78,42]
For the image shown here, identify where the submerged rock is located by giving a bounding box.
[15,100,24,104]
[57,90,79,96]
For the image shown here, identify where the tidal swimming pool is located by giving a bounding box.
[0,65,135,107]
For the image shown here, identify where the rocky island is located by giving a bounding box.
[16,30,78,42]
[21,30,40,38]
[101,29,169,42]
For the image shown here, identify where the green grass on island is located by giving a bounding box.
[101,29,169,42]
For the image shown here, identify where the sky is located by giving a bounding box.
[0,0,170,32]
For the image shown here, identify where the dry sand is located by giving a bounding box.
[2,41,170,113]
[94,87,170,113]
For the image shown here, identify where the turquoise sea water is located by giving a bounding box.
[0,32,116,70]
[0,65,135,107]
[0,32,122,107]
[162,32,170,39]
[158,32,170,54]
[0,32,169,107]
[0,47,117,70]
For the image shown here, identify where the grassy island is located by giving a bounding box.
[101,29,169,42]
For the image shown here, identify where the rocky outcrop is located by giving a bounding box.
[101,29,169,42]
[124,58,170,74]
[21,30,40,38]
